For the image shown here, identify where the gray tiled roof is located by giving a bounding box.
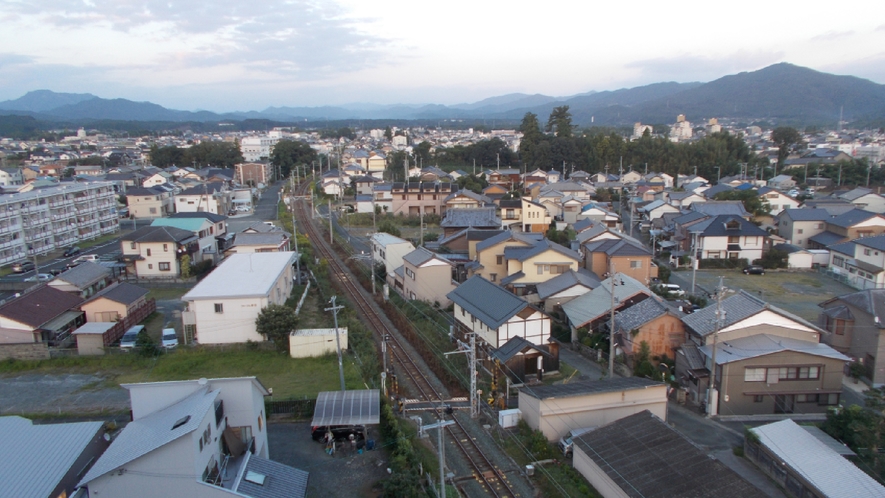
[84,282,149,306]
[447,276,532,329]
[583,238,651,257]
[440,207,500,228]
[573,411,766,498]
[231,232,289,247]
[610,295,671,332]
[781,208,832,222]
[822,289,885,328]
[122,225,196,243]
[855,234,885,252]
[691,200,749,217]
[536,269,601,299]
[403,247,450,268]
[682,290,766,336]
[702,183,734,199]
[79,387,218,486]
[691,215,768,238]
[55,261,110,288]
[839,187,875,201]
[680,342,707,370]
[234,454,310,498]
[489,336,552,363]
[829,240,856,256]
[2,416,104,498]
[508,239,581,263]
[750,420,884,498]
[520,377,663,400]
[562,274,651,327]
[0,286,84,329]
[474,230,540,253]
[829,208,878,228]
[807,231,845,247]
[700,333,849,365]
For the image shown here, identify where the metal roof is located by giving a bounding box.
[751,419,885,498]
[610,295,672,333]
[79,387,218,486]
[536,269,601,300]
[781,208,832,222]
[447,275,533,329]
[83,282,149,306]
[683,290,825,338]
[821,289,885,328]
[520,377,663,400]
[700,334,849,365]
[562,273,650,328]
[233,453,309,498]
[1,416,104,498]
[829,208,879,228]
[0,286,84,329]
[311,390,380,427]
[807,231,845,247]
[573,411,766,498]
[53,261,110,288]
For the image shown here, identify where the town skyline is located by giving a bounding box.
[1,0,883,112]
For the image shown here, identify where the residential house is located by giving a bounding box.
[351,175,379,196]
[181,252,295,344]
[498,238,582,297]
[620,170,643,184]
[808,209,885,249]
[535,269,601,313]
[438,228,504,258]
[121,225,199,279]
[80,282,151,322]
[499,199,522,230]
[562,274,653,340]
[168,211,231,254]
[665,190,707,209]
[482,184,508,204]
[768,174,797,190]
[519,378,667,442]
[224,230,290,254]
[468,231,542,283]
[3,416,109,498]
[572,411,766,498]
[560,196,585,224]
[0,286,84,345]
[78,377,308,498]
[577,202,620,229]
[126,186,174,219]
[175,182,232,216]
[776,209,832,248]
[838,187,885,213]
[819,288,885,385]
[0,167,24,187]
[444,189,490,210]
[48,261,112,298]
[678,291,846,415]
[582,237,658,284]
[487,168,520,188]
[371,232,415,274]
[142,171,173,188]
[394,247,456,306]
[747,419,885,498]
[152,216,225,263]
[609,294,685,363]
[638,199,681,222]
[389,182,452,216]
[440,207,500,237]
[366,151,386,178]
[828,234,885,289]
[690,215,769,261]
[757,186,800,217]
[516,198,552,233]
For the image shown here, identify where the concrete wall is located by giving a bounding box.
[0,342,49,360]
[403,262,455,307]
[191,296,268,344]
[519,385,668,441]
[76,334,105,356]
[290,330,347,358]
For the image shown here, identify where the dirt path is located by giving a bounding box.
[0,373,129,416]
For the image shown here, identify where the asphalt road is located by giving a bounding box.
[1,235,128,282]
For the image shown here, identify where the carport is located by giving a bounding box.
[311,390,381,445]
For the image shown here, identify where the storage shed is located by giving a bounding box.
[289,328,347,358]
[73,322,118,356]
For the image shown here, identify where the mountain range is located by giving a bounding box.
[1,63,884,127]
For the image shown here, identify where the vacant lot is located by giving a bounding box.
[682,270,855,321]
[0,347,364,415]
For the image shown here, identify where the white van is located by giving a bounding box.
[657,283,685,296]
[119,325,145,350]
[558,427,596,457]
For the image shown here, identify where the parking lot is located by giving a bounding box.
[669,269,856,321]
[268,422,389,498]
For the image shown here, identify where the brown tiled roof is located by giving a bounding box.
[0,286,84,328]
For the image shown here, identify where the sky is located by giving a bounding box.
[1,0,884,113]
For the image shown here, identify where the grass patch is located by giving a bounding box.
[0,346,362,399]
[79,232,121,250]
[147,287,191,301]
[496,420,600,498]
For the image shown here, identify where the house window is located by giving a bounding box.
[745,367,766,382]
[405,268,415,280]
[728,236,740,244]
[816,223,824,229]
[159,262,171,271]
[776,366,820,380]
[130,242,136,250]
[164,244,168,252]
[214,303,224,313]
[834,319,846,335]
[497,255,504,265]
[797,229,804,235]
[753,395,764,403]
[865,249,872,256]
[490,273,497,282]
[833,255,845,267]
[149,207,157,214]
[146,248,152,256]
[148,264,153,269]
[630,260,642,269]
[537,265,544,275]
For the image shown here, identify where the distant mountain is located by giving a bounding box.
[2,64,884,126]
[0,90,96,112]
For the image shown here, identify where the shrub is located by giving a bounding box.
[698,258,748,269]
[657,265,671,283]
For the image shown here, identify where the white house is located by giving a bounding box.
[371,232,415,273]
[77,377,308,498]
[691,215,769,261]
[182,252,296,344]
[757,187,799,216]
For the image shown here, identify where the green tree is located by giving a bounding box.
[518,112,544,168]
[135,329,161,357]
[150,144,185,167]
[546,106,573,138]
[713,189,771,217]
[270,139,318,178]
[633,341,656,378]
[414,141,432,166]
[184,141,244,168]
[179,254,192,278]
[771,127,802,171]
[383,126,393,141]
[378,220,401,237]
[255,304,298,353]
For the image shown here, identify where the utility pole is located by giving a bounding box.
[838,164,843,187]
[423,409,454,498]
[419,208,424,247]
[868,163,872,187]
[691,231,698,294]
[445,331,478,418]
[608,261,617,378]
[707,277,727,418]
[328,199,333,245]
[292,209,301,285]
[325,296,347,391]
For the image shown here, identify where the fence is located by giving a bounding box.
[265,398,315,419]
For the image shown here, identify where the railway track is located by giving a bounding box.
[291,181,520,497]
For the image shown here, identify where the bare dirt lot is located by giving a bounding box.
[0,373,129,416]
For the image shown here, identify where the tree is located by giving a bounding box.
[135,329,161,357]
[546,106,573,138]
[270,139,318,178]
[255,304,298,353]
[150,144,185,167]
[771,127,802,171]
[184,141,244,169]
[384,126,393,141]
[713,189,771,217]
[518,112,544,167]
[378,220,401,237]
[414,141,432,166]
[179,254,192,278]
[633,341,656,378]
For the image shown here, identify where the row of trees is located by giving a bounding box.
[149,142,244,169]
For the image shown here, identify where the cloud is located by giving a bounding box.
[623,51,785,85]
[811,30,855,42]
[0,53,33,67]
[819,52,885,84]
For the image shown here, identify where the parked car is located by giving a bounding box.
[67,254,99,268]
[63,246,81,257]
[161,328,179,349]
[311,425,365,442]
[119,325,145,351]
[49,267,66,276]
[12,261,35,273]
[655,283,685,297]
[558,427,597,457]
[24,273,52,282]
[743,265,765,275]
[787,189,800,197]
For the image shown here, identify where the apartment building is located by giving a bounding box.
[235,162,273,186]
[0,182,119,266]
